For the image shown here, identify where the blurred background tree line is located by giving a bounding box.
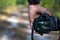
[0,0,60,17]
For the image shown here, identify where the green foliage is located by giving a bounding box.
[16,0,25,5]
[16,0,28,7]
[0,0,16,10]
[24,0,29,7]
[40,0,60,17]
[41,0,55,9]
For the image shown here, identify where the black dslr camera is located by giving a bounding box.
[32,13,60,35]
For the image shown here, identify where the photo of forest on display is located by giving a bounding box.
[0,0,60,40]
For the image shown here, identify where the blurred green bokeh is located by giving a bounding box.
[0,0,16,10]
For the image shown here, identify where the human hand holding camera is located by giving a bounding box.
[28,0,51,29]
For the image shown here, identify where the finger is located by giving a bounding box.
[47,12,51,15]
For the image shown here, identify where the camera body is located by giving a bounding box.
[33,13,60,35]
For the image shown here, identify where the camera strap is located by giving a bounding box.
[31,26,34,40]
[58,31,60,40]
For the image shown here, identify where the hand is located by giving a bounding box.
[28,5,51,28]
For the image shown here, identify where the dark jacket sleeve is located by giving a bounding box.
[28,0,41,5]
